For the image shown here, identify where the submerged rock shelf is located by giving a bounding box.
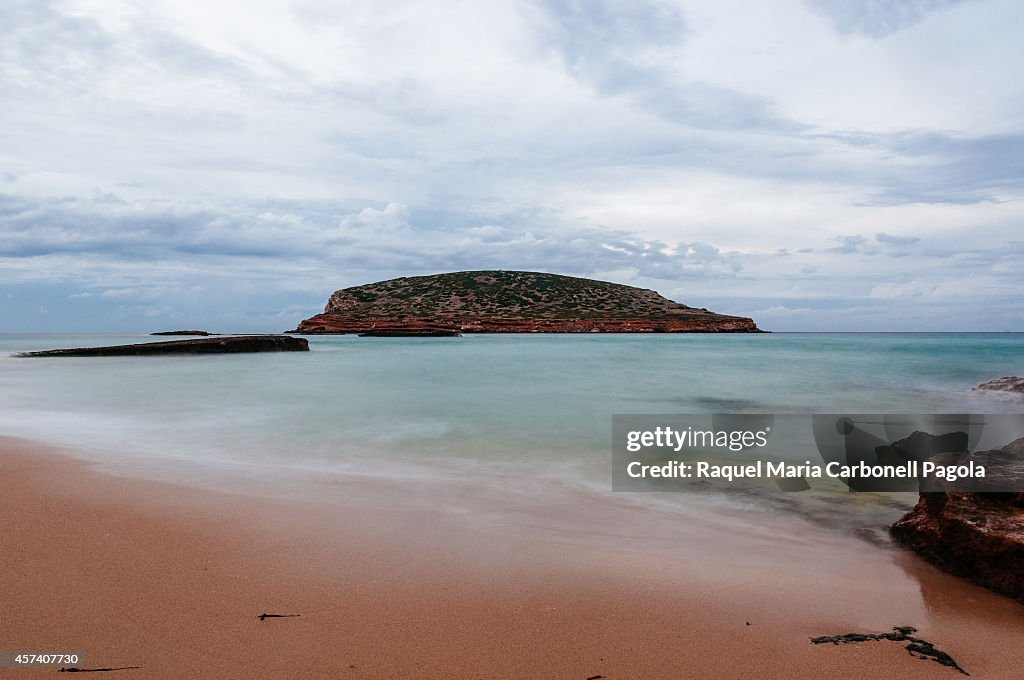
[16,335,309,357]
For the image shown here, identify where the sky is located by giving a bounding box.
[1,0,1022,332]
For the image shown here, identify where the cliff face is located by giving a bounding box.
[290,271,761,334]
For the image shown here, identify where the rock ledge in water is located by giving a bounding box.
[151,330,217,336]
[16,335,309,357]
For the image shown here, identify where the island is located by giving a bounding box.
[289,270,761,334]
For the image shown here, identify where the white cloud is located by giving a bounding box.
[338,202,411,234]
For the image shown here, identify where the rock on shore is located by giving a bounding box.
[290,270,761,334]
[975,376,1024,394]
[16,335,309,357]
[890,436,1024,602]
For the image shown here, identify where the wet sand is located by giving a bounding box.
[3,436,1023,679]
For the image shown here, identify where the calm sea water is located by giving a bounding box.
[2,333,1022,519]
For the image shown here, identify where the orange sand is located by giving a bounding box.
[2,436,1023,678]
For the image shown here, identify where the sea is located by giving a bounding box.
[2,332,1023,532]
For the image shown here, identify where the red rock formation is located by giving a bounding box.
[890,437,1024,602]
[293,314,759,334]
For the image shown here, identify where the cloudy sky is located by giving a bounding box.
[1,0,1021,332]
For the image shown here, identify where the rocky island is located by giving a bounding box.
[290,270,761,334]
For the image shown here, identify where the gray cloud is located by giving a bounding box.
[537,0,687,68]
[807,0,970,37]
[826,235,870,254]
[0,192,747,288]
[808,129,1024,205]
[875,233,920,246]
[533,0,800,132]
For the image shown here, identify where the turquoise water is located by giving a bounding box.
[1,333,1022,500]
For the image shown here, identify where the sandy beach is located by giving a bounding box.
[3,436,1024,679]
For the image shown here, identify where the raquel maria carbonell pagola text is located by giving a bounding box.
[625,459,986,482]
